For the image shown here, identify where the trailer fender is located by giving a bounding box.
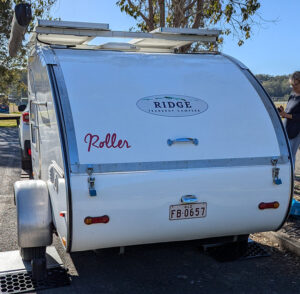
[14,180,53,248]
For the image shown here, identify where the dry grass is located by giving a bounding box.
[274,101,287,109]
[0,114,20,127]
[0,120,18,127]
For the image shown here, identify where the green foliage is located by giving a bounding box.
[0,67,26,99]
[0,0,56,98]
[116,0,261,47]
[7,69,27,99]
[256,74,291,101]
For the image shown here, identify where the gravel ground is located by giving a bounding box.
[0,127,300,294]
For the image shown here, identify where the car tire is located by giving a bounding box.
[20,246,46,262]
[20,149,32,171]
[21,158,31,170]
[207,239,248,262]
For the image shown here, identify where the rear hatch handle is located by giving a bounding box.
[167,138,198,146]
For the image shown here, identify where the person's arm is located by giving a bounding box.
[278,106,290,118]
[281,97,300,120]
[278,105,300,120]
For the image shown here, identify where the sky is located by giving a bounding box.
[51,0,300,76]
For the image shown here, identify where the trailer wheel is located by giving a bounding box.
[31,258,47,280]
[208,239,248,262]
[20,246,46,262]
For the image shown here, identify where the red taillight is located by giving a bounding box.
[27,148,31,156]
[259,201,280,210]
[22,112,29,123]
[59,211,66,217]
[84,215,109,225]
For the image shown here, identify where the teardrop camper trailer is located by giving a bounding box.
[12,18,293,274]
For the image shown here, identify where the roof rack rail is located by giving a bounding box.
[29,20,221,53]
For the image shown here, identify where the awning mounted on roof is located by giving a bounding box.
[29,20,221,53]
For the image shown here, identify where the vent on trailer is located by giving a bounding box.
[29,20,221,53]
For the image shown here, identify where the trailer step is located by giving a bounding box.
[205,239,271,262]
[0,267,70,294]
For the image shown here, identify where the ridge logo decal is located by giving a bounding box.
[136,95,208,117]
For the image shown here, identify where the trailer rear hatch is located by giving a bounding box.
[56,50,281,164]
[53,49,292,251]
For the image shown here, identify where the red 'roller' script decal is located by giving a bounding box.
[84,133,132,152]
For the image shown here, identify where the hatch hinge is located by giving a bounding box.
[271,158,282,185]
[87,166,97,196]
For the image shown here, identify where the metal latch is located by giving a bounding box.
[87,166,97,196]
[271,158,282,185]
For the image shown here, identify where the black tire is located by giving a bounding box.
[31,258,47,281]
[20,246,46,262]
[20,147,32,171]
[208,239,248,262]
[21,158,31,170]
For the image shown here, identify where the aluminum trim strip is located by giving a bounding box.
[51,63,80,166]
[38,46,57,65]
[221,53,248,69]
[47,65,73,252]
[70,156,289,174]
[39,46,79,166]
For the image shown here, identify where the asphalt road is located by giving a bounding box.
[0,127,300,294]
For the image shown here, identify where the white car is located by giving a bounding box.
[18,104,31,170]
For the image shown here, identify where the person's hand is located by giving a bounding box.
[278,106,286,118]
[279,108,292,119]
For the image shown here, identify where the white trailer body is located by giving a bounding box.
[12,21,293,258]
[24,47,293,252]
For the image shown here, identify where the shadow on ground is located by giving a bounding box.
[44,237,300,294]
[0,127,20,168]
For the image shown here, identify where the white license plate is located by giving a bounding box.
[169,203,207,220]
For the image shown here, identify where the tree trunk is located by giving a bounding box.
[173,0,186,27]
[192,0,204,28]
[158,0,165,27]
[148,0,155,30]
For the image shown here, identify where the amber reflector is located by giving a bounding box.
[259,201,280,210]
[62,237,67,247]
[84,215,109,225]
